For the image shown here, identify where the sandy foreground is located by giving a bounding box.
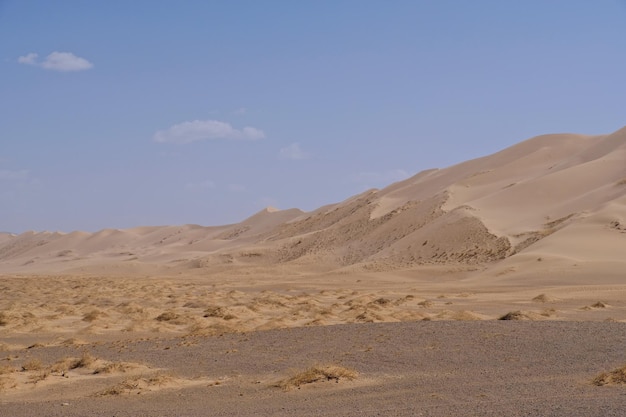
[2,128,626,415]
[1,271,626,416]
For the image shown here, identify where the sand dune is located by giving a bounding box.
[2,127,626,414]
[2,127,625,277]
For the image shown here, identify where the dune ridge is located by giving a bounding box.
[1,127,625,279]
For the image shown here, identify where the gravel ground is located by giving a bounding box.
[2,321,626,416]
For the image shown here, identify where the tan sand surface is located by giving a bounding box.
[1,127,626,415]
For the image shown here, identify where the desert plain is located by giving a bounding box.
[2,127,626,415]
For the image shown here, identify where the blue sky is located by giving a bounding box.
[1,1,625,232]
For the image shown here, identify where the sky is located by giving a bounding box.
[1,1,626,233]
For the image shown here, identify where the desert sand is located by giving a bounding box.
[1,127,626,415]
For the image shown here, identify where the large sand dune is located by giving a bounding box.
[2,127,626,415]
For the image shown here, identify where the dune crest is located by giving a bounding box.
[1,127,625,279]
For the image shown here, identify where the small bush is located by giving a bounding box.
[498,311,527,320]
[155,311,179,322]
[21,359,44,371]
[593,365,626,386]
[276,364,358,390]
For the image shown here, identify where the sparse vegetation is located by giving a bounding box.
[592,364,626,386]
[498,311,527,320]
[276,364,358,390]
[155,311,180,322]
[98,372,175,396]
[0,312,9,326]
[82,309,104,322]
[21,358,44,371]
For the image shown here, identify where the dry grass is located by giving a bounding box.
[82,309,105,322]
[0,311,9,326]
[155,311,180,322]
[498,311,528,321]
[21,358,44,371]
[616,178,626,186]
[93,361,135,374]
[0,364,16,375]
[276,364,358,390]
[592,364,626,386]
[98,372,175,396]
[532,294,558,303]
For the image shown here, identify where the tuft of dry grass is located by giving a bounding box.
[591,301,608,308]
[28,370,50,384]
[592,364,626,386]
[616,178,626,186]
[98,372,175,396]
[0,312,9,326]
[498,311,527,321]
[21,358,44,371]
[82,309,105,322]
[532,294,558,303]
[72,352,97,369]
[93,361,135,375]
[155,311,180,322]
[0,364,16,375]
[276,364,358,390]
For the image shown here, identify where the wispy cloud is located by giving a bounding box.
[18,52,93,72]
[279,143,310,160]
[154,120,265,144]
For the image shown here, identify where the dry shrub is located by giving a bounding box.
[49,358,76,373]
[0,364,16,375]
[276,364,358,390]
[155,311,179,322]
[592,364,626,386]
[532,294,557,303]
[498,311,528,320]
[591,301,608,308]
[93,362,135,375]
[49,353,96,373]
[72,352,97,369]
[0,375,16,391]
[98,378,140,396]
[98,372,174,396]
[21,358,44,371]
[616,178,626,186]
[203,306,227,318]
[372,298,391,306]
[82,309,104,322]
[0,312,9,326]
[28,370,50,383]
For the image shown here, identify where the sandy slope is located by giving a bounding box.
[1,127,624,276]
[1,127,626,414]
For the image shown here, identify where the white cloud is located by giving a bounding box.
[153,120,265,144]
[279,143,310,160]
[18,51,93,72]
[184,180,216,191]
[0,169,29,181]
[17,53,38,65]
[350,169,412,185]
